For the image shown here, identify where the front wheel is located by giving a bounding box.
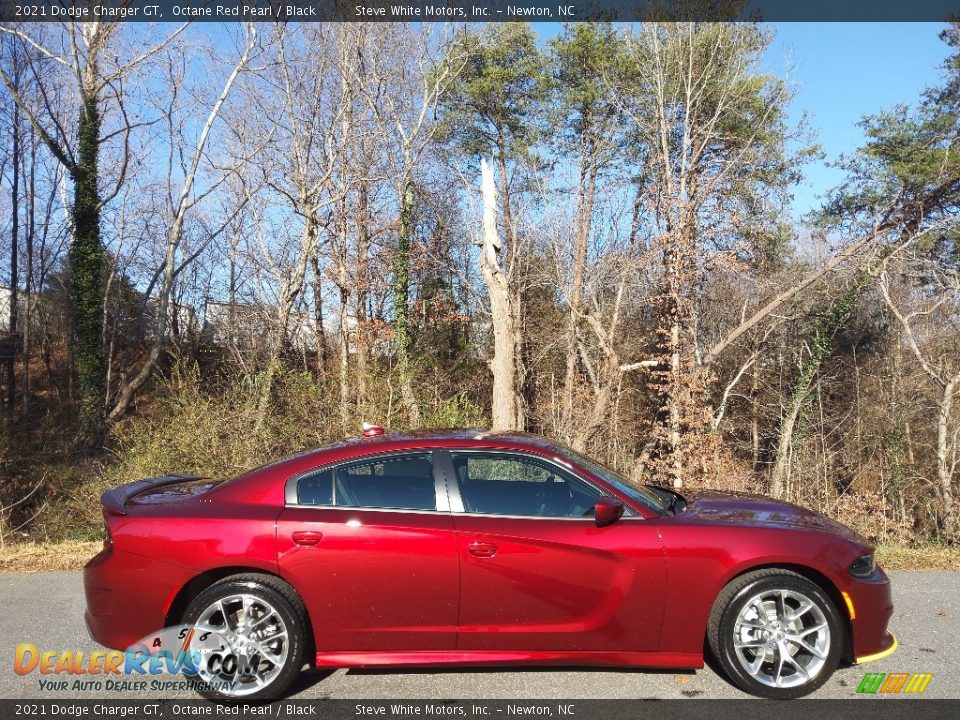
[708,570,844,699]
[182,574,307,701]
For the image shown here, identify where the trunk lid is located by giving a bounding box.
[101,474,219,515]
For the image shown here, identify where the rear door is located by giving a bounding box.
[441,450,667,653]
[276,451,459,652]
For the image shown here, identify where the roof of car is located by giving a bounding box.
[228,429,568,487]
[209,429,579,505]
[311,428,569,457]
[357,428,561,446]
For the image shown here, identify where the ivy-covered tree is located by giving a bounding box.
[616,23,805,487]
[0,23,185,446]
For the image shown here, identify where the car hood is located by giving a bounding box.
[676,489,867,543]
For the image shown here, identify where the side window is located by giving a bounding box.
[450,452,601,518]
[297,469,333,506]
[296,453,437,511]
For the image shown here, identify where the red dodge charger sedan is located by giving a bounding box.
[84,429,895,700]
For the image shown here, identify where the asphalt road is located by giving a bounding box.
[1,571,957,700]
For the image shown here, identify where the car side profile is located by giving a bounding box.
[84,429,895,700]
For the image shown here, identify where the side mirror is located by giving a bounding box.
[594,497,624,527]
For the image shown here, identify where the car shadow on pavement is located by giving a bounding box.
[343,666,697,677]
[288,667,338,696]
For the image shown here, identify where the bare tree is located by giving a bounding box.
[357,23,467,428]
[257,25,343,371]
[878,253,960,536]
[108,25,259,422]
[0,20,186,442]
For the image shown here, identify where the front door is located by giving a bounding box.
[277,451,459,652]
[441,450,667,653]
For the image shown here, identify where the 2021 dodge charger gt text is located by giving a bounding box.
[84,429,896,700]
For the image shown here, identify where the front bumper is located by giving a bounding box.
[856,632,898,664]
[844,567,895,662]
[84,545,193,650]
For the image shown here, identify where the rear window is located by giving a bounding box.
[297,453,436,511]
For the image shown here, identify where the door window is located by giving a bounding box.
[296,453,436,511]
[450,452,601,518]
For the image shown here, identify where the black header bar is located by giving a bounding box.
[1,0,959,23]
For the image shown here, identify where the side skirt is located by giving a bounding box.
[314,650,703,670]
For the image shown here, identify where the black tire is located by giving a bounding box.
[182,573,308,701]
[707,569,844,699]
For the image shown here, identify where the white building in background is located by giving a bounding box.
[202,299,269,349]
[0,287,10,332]
[202,299,333,354]
[143,298,198,341]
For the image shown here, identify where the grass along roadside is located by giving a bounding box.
[0,540,102,573]
[0,540,958,574]
[874,544,960,571]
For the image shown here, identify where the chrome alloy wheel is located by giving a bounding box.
[191,593,290,697]
[732,588,831,688]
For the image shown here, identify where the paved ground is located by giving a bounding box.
[0,571,956,700]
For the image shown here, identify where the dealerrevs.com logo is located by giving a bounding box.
[13,626,236,693]
[856,672,933,695]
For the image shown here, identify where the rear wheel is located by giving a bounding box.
[182,574,307,700]
[708,570,843,699]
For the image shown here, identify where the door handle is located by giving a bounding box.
[291,531,323,546]
[467,541,498,558]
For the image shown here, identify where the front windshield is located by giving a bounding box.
[555,447,669,515]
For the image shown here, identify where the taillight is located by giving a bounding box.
[102,509,113,549]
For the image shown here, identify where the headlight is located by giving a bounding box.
[849,554,877,578]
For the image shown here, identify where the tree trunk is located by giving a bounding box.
[495,150,525,430]
[108,212,183,423]
[228,238,237,353]
[21,126,35,416]
[571,357,617,453]
[338,281,350,432]
[480,159,521,431]
[336,198,351,432]
[770,394,804,499]
[70,90,106,445]
[355,182,370,414]
[770,282,864,498]
[394,181,421,428]
[937,378,957,537]
[7,102,19,412]
[311,248,327,374]
[562,149,598,435]
[661,231,690,490]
